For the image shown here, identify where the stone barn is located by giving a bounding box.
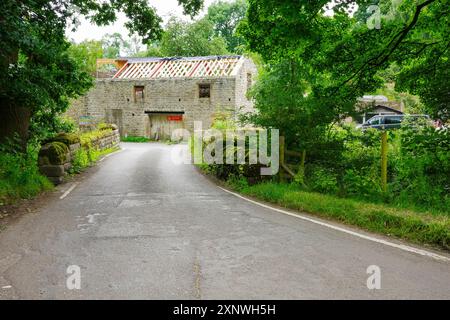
[67,55,257,140]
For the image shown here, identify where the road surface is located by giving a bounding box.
[0,143,449,299]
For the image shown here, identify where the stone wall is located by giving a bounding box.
[38,129,120,185]
[65,58,257,137]
[89,129,121,150]
[235,58,258,117]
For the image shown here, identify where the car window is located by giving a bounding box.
[384,116,403,124]
[368,117,380,125]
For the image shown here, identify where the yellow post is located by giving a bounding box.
[381,131,388,193]
[279,136,285,181]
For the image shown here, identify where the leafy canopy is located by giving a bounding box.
[153,17,229,57]
[205,0,248,53]
[239,0,449,121]
[0,0,204,142]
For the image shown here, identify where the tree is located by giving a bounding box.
[125,34,146,57]
[205,0,248,53]
[68,40,103,74]
[238,0,450,132]
[244,58,332,149]
[159,17,229,57]
[144,43,164,57]
[0,0,204,145]
[102,33,129,58]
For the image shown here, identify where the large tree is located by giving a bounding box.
[239,0,449,123]
[68,40,103,74]
[102,33,129,58]
[205,0,248,53]
[159,17,228,57]
[0,0,204,145]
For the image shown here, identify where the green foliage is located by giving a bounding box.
[158,17,229,57]
[206,121,448,213]
[121,136,150,142]
[53,116,78,134]
[0,0,204,144]
[45,133,80,146]
[80,128,113,149]
[239,0,449,122]
[205,0,248,53]
[307,166,339,194]
[102,33,129,58]
[38,142,69,165]
[391,126,450,211]
[97,123,117,131]
[69,146,118,173]
[0,146,53,205]
[70,148,90,173]
[229,182,450,250]
[195,119,271,183]
[67,40,103,74]
[68,123,119,172]
[144,44,164,57]
[242,58,334,153]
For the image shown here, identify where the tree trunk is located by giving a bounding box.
[0,49,31,148]
[0,101,31,148]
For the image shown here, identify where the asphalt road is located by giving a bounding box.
[0,143,449,299]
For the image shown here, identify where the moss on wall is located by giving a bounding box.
[38,142,69,165]
[45,133,80,146]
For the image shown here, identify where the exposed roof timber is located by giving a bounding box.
[113,56,243,79]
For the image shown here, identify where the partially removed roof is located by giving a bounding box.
[113,55,243,79]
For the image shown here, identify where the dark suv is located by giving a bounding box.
[358,114,430,130]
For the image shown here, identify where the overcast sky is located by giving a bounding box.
[67,0,217,43]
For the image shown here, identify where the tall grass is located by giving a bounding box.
[230,181,450,250]
[0,147,53,205]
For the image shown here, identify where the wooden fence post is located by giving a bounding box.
[381,131,388,193]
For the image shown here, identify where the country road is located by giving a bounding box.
[0,142,449,299]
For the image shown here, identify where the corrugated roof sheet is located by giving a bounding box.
[113,55,243,79]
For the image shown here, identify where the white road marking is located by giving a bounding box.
[60,183,78,200]
[218,186,450,262]
[1,285,12,289]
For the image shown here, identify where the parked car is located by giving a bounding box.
[357,114,431,130]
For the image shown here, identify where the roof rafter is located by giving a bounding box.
[113,56,243,79]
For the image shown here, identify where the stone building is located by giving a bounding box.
[67,55,257,140]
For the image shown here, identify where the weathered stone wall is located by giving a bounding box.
[88,129,121,150]
[65,58,257,137]
[235,58,258,117]
[38,129,120,184]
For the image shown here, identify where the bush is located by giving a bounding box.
[44,132,80,146]
[0,147,53,205]
[342,168,381,199]
[54,116,77,134]
[300,125,449,212]
[80,127,112,148]
[390,126,450,211]
[307,166,338,194]
[70,148,90,173]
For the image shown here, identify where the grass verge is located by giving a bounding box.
[0,151,53,206]
[121,136,150,143]
[228,181,450,251]
[70,146,120,173]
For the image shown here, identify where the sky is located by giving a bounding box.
[67,0,217,43]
